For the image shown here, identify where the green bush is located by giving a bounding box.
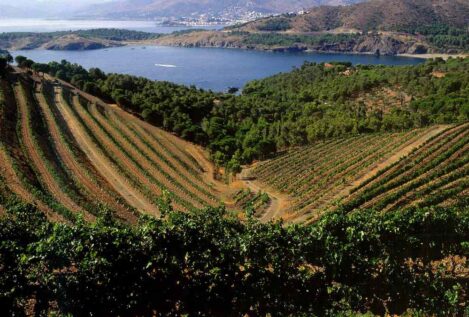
[1,203,467,316]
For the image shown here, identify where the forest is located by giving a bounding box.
[0,29,160,42]
[399,24,469,50]
[1,201,467,316]
[234,31,360,48]
[12,55,469,171]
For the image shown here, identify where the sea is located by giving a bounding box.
[3,19,424,92]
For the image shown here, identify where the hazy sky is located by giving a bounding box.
[0,0,107,4]
[0,0,111,10]
[0,0,114,16]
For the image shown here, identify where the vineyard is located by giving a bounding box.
[1,68,468,226]
[0,71,222,222]
[0,60,468,316]
[250,124,469,223]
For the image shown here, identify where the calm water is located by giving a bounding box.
[0,19,222,33]
[12,46,424,92]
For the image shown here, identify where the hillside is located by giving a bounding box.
[240,0,469,32]
[76,0,365,20]
[0,29,159,51]
[0,69,224,222]
[154,0,469,55]
[1,56,468,224]
[249,124,468,223]
[0,54,468,316]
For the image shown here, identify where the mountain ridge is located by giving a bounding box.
[240,0,469,32]
[76,0,365,20]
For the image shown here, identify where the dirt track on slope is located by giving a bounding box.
[239,164,293,223]
[54,88,158,216]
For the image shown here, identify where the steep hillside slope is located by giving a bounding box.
[0,70,222,222]
[1,57,467,224]
[155,0,469,54]
[249,124,468,223]
[241,0,469,32]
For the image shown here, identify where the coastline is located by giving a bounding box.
[8,41,468,62]
[398,53,469,60]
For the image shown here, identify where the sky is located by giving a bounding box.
[0,0,110,11]
[0,0,107,5]
[0,0,113,17]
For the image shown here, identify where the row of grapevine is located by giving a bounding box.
[56,87,159,216]
[342,123,468,215]
[14,79,89,221]
[107,108,218,202]
[250,126,459,222]
[37,82,139,222]
[0,79,67,221]
[0,72,224,221]
[87,102,212,209]
[233,189,270,217]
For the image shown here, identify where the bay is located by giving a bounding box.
[0,18,222,33]
[12,45,424,92]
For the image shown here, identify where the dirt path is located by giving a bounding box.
[239,165,293,222]
[185,145,218,186]
[14,83,90,220]
[55,88,158,216]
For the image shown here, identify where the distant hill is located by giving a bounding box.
[76,0,365,20]
[240,0,469,32]
[153,0,469,55]
[0,29,159,51]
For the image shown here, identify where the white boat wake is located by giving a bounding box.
[155,64,178,68]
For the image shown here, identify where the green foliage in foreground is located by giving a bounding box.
[0,50,13,77]
[1,203,467,316]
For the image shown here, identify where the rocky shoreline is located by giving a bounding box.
[151,30,452,56]
[2,29,467,58]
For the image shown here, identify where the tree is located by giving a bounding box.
[31,63,50,76]
[55,70,67,80]
[0,51,13,64]
[15,55,27,67]
[227,87,239,94]
[0,58,8,77]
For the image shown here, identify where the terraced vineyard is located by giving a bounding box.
[249,124,468,223]
[1,69,467,225]
[341,124,469,214]
[0,71,221,222]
